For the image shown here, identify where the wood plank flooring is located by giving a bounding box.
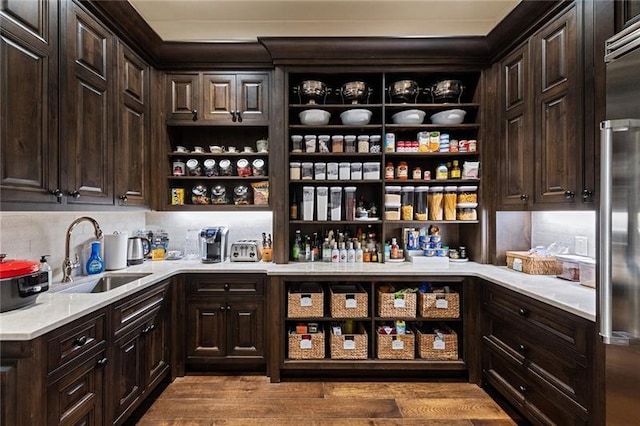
[134,375,516,425]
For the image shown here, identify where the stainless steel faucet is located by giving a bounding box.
[62,216,103,282]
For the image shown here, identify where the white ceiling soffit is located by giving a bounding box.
[127,0,521,42]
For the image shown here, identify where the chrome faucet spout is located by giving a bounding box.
[61,216,103,283]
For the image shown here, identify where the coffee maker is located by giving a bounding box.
[199,227,229,263]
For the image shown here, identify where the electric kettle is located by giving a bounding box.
[127,236,150,265]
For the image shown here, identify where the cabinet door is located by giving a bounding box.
[236,73,270,125]
[47,351,106,426]
[202,73,236,122]
[532,6,579,205]
[0,0,60,204]
[116,42,149,206]
[499,42,533,207]
[60,2,114,205]
[187,300,227,359]
[226,298,265,358]
[166,73,200,121]
[144,308,170,391]
[111,329,144,425]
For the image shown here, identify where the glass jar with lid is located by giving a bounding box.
[428,186,444,220]
[414,186,429,220]
[401,186,415,220]
[233,184,250,205]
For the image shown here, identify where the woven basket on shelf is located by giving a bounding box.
[288,284,324,318]
[419,292,460,318]
[288,331,325,359]
[416,328,458,360]
[377,291,416,318]
[330,285,368,318]
[506,251,562,275]
[376,332,415,360]
[330,330,368,360]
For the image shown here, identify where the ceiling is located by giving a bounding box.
[127,0,521,43]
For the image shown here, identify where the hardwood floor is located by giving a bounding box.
[134,375,516,425]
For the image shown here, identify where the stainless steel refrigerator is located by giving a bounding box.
[600,19,640,426]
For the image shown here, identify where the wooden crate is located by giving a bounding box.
[506,251,562,275]
[330,284,368,318]
[288,283,324,318]
[416,327,458,360]
[330,330,368,360]
[376,332,415,360]
[288,331,325,359]
[419,292,460,318]
[377,291,416,318]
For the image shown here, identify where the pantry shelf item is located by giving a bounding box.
[391,109,426,124]
[416,326,458,360]
[340,108,373,125]
[429,108,467,125]
[299,109,331,125]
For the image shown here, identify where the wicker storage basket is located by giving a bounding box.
[377,291,417,318]
[288,331,325,359]
[330,330,368,360]
[376,332,415,360]
[416,327,458,360]
[419,292,460,318]
[330,284,368,318]
[506,251,562,275]
[288,283,324,318]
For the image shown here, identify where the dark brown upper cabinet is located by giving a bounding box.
[0,0,60,204]
[166,73,200,122]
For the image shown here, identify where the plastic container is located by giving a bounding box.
[331,135,344,153]
[327,162,339,180]
[456,202,478,221]
[314,162,327,180]
[305,135,317,153]
[316,187,329,221]
[385,186,401,205]
[369,135,382,153]
[302,186,315,221]
[301,162,314,180]
[414,186,429,220]
[344,135,357,153]
[384,203,401,220]
[290,162,301,180]
[363,162,381,180]
[86,241,104,275]
[318,135,331,153]
[457,186,478,203]
[401,186,415,220]
[579,258,596,288]
[556,254,584,282]
[428,186,444,220]
[330,187,342,221]
[339,162,351,180]
[357,135,370,153]
[350,162,363,180]
[444,186,457,220]
[344,187,357,221]
[291,135,303,152]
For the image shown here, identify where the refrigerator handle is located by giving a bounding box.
[600,119,640,345]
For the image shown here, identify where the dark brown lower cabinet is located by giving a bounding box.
[185,274,266,370]
[481,281,599,425]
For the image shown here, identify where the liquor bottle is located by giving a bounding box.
[450,160,461,179]
[292,230,301,261]
[290,192,298,219]
[322,238,332,262]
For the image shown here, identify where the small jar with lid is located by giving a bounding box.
[203,159,218,176]
[186,159,202,176]
[428,186,444,220]
[290,162,301,180]
[191,184,209,205]
[301,162,314,180]
[357,135,370,153]
[401,186,415,220]
[236,159,252,177]
[457,186,478,203]
[385,185,401,205]
[412,166,422,180]
[233,184,250,205]
[456,202,478,221]
[385,162,395,180]
[369,135,381,153]
[318,135,331,153]
[252,159,266,176]
[219,159,233,176]
[211,184,228,204]
[331,135,344,153]
[444,186,458,220]
[344,135,357,153]
[414,186,429,220]
[291,135,303,152]
[396,161,409,180]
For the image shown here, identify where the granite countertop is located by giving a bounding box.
[0,260,596,340]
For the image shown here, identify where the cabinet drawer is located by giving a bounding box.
[486,314,589,406]
[111,281,169,336]
[483,284,588,359]
[187,274,264,297]
[47,310,107,374]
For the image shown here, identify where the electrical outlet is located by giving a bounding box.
[575,236,588,256]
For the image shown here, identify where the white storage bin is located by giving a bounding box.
[363,162,381,180]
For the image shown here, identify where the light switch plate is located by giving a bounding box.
[575,236,588,256]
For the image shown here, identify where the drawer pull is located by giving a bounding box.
[73,336,88,347]
[518,385,527,393]
[224,283,230,290]
[220,305,226,311]
[97,357,108,367]
[517,308,528,317]
[518,344,526,353]
[142,324,156,334]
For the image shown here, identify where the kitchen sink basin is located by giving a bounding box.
[58,273,152,293]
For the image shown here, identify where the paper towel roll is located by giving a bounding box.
[104,232,128,270]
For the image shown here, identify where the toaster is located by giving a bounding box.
[230,240,262,262]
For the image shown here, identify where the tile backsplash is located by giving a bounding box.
[531,211,596,258]
[0,211,273,283]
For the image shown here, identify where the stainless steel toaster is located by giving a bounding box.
[230,240,262,262]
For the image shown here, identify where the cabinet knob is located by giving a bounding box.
[518,385,527,393]
[224,283,230,291]
[220,305,226,311]
[231,111,237,122]
[142,324,156,334]
[73,335,88,347]
[192,109,198,121]
[119,194,128,203]
[68,190,81,199]
[518,308,528,317]
[564,190,575,199]
[518,344,526,353]
[97,357,108,367]
[519,194,529,201]
[582,189,593,201]
[227,304,231,310]
[50,188,64,199]
[237,111,243,123]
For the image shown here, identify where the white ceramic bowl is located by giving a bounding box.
[391,109,426,124]
[340,108,373,125]
[430,109,467,125]
[299,109,331,125]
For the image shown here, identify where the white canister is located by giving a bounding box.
[103,232,128,270]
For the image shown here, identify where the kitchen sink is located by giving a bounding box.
[58,273,152,294]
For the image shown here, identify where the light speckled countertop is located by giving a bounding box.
[0,260,595,340]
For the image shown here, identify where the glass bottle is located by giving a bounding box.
[450,160,461,179]
[292,230,301,261]
[322,238,332,262]
[86,241,104,275]
[289,192,298,219]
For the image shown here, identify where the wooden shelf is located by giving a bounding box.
[282,359,467,370]
[385,220,479,225]
[385,123,480,130]
[168,176,269,180]
[169,152,268,157]
[384,152,479,157]
[289,104,384,109]
[163,204,271,211]
[289,179,382,185]
[288,152,382,159]
[384,103,480,110]
[289,220,383,225]
[289,124,383,130]
[384,178,479,184]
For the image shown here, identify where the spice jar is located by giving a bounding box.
[396,161,408,180]
[444,186,457,220]
[414,186,429,220]
[401,186,415,220]
[357,135,370,153]
[233,184,250,205]
[428,186,444,220]
[385,162,395,180]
